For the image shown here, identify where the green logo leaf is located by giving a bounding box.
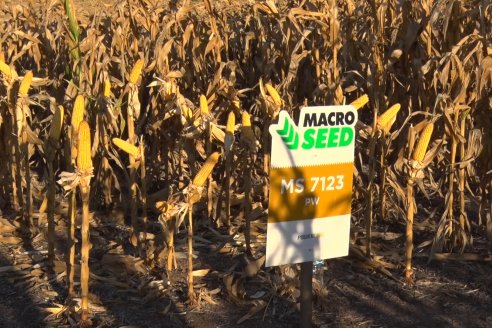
[277,115,299,150]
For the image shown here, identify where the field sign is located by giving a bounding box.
[266,106,357,267]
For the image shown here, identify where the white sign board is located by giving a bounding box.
[266,106,357,267]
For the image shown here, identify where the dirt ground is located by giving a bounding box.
[1,207,491,328]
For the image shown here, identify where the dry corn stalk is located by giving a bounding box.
[127,59,144,247]
[139,142,148,260]
[241,111,256,152]
[406,122,433,283]
[16,71,33,228]
[77,121,92,322]
[377,103,401,220]
[45,105,64,270]
[223,111,235,228]
[67,95,84,297]
[188,152,220,302]
[198,94,213,219]
[241,112,256,256]
[1,60,21,212]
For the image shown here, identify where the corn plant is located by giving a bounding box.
[406,122,433,283]
[188,152,220,302]
[76,120,93,322]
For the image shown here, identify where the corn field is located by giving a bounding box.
[0,0,491,327]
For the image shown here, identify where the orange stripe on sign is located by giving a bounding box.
[268,163,353,223]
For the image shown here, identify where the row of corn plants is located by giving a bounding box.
[0,0,491,323]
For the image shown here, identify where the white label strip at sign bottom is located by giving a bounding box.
[265,214,350,267]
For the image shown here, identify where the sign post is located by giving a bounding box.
[266,105,357,326]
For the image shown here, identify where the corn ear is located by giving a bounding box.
[19,71,33,96]
[77,121,92,170]
[164,80,177,100]
[226,111,235,134]
[377,103,401,131]
[129,59,144,85]
[199,95,209,115]
[39,196,48,214]
[48,105,64,143]
[104,79,111,97]
[350,94,369,110]
[64,0,80,42]
[112,137,140,157]
[232,98,240,111]
[71,95,85,131]
[0,60,11,78]
[155,201,171,213]
[241,111,256,151]
[192,152,220,187]
[242,111,251,127]
[412,122,434,162]
[265,83,282,107]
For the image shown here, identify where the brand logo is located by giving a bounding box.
[273,108,357,150]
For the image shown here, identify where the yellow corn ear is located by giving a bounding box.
[377,103,401,130]
[350,94,369,110]
[104,79,111,98]
[77,121,92,170]
[265,83,282,107]
[155,201,171,213]
[242,111,251,127]
[226,111,235,134]
[199,95,209,115]
[0,60,11,78]
[412,122,434,162]
[129,59,144,85]
[48,105,64,142]
[192,152,220,187]
[19,71,33,96]
[112,137,140,157]
[71,95,85,131]
[241,111,256,150]
[164,81,177,100]
[232,98,240,111]
[39,196,48,214]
